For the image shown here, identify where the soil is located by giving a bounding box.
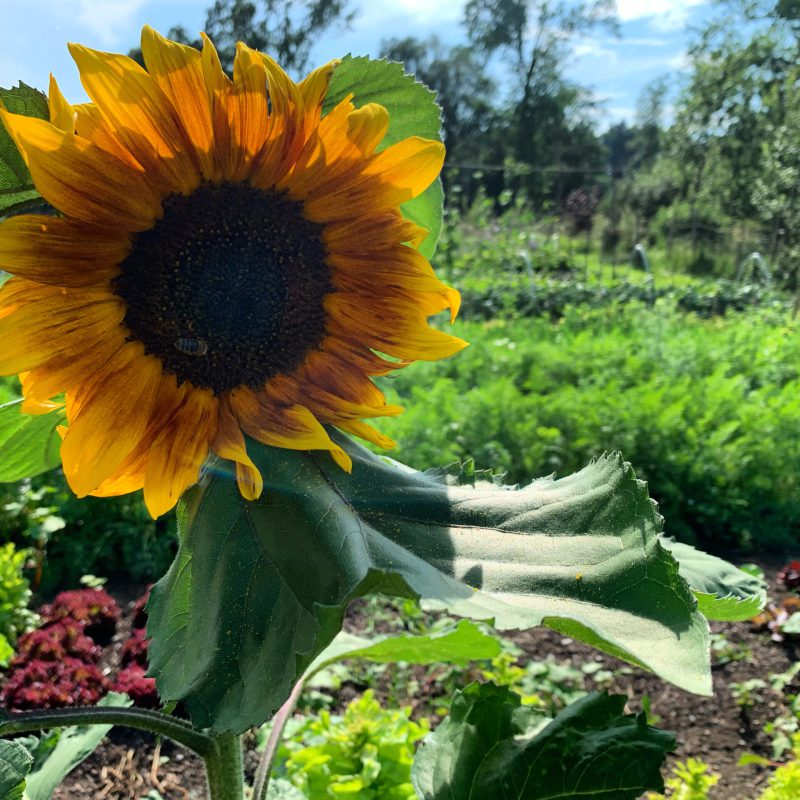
[9,563,800,800]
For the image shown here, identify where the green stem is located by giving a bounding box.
[0,706,212,758]
[204,733,245,800]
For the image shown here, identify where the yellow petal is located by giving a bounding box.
[326,293,468,361]
[324,211,428,254]
[0,290,125,375]
[229,387,352,471]
[303,137,445,221]
[0,214,128,286]
[213,402,264,501]
[68,42,201,194]
[60,344,164,496]
[0,105,161,230]
[335,419,396,449]
[143,386,217,517]
[20,329,127,404]
[48,75,74,132]
[200,32,233,181]
[297,59,339,136]
[140,25,216,180]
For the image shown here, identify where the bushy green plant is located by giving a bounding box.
[374,304,800,554]
[646,757,719,800]
[0,542,37,666]
[275,691,428,799]
[758,736,800,800]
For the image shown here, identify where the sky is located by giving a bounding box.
[0,0,716,128]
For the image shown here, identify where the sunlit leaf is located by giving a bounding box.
[323,56,444,259]
[0,399,62,483]
[148,432,711,733]
[305,620,502,678]
[0,82,47,216]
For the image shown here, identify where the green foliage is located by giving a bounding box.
[306,620,501,677]
[0,740,32,800]
[323,56,444,259]
[274,691,427,799]
[647,758,719,800]
[147,430,713,733]
[0,400,62,484]
[478,650,587,716]
[0,541,37,666]
[375,304,800,553]
[0,82,47,216]
[412,684,674,800]
[757,736,800,800]
[0,475,176,591]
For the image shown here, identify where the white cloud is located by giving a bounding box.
[616,0,707,31]
[358,0,462,28]
[54,0,150,46]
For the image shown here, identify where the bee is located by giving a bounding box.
[575,572,583,581]
[174,338,208,357]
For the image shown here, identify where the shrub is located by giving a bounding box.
[11,619,100,666]
[0,542,38,666]
[40,588,120,644]
[120,628,149,668]
[778,561,800,592]
[1,657,110,710]
[131,585,152,630]
[114,664,158,708]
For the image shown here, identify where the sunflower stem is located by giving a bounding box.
[0,705,213,757]
[204,733,245,800]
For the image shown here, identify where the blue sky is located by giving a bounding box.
[0,0,715,128]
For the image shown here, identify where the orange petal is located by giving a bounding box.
[213,402,264,501]
[48,75,74,132]
[0,214,128,286]
[303,137,445,221]
[0,289,125,375]
[60,344,165,496]
[68,42,201,194]
[0,105,161,230]
[140,25,216,181]
[229,386,351,471]
[143,386,217,517]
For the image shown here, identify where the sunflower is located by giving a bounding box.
[0,27,465,517]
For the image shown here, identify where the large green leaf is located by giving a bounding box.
[412,684,674,800]
[147,431,711,734]
[322,56,444,259]
[0,400,63,483]
[305,620,502,678]
[0,740,32,800]
[0,83,47,216]
[23,694,130,800]
[660,539,767,621]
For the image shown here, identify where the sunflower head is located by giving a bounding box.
[0,27,466,516]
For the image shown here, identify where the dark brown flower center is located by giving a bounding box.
[113,182,331,394]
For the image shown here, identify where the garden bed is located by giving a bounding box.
[16,563,793,799]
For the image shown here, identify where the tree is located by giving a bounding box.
[462,0,618,207]
[379,36,499,181]
[130,0,355,76]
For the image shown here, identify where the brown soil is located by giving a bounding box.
[14,565,800,799]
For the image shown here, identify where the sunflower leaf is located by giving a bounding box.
[0,82,47,216]
[411,685,674,800]
[0,399,63,483]
[147,431,714,734]
[322,55,444,259]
